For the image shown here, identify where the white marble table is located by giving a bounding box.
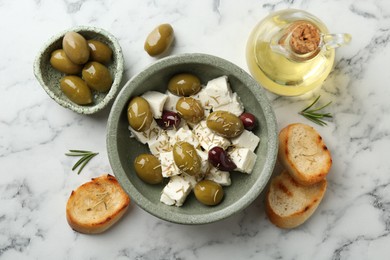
[1,0,389,259]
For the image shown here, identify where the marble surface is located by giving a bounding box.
[1,0,389,259]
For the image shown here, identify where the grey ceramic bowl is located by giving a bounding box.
[33,26,124,114]
[107,53,278,224]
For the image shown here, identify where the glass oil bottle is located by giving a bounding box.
[246,9,351,96]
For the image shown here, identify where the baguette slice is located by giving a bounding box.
[265,170,327,228]
[66,174,130,234]
[278,123,332,186]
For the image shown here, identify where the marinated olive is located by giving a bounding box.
[60,76,92,105]
[87,40,112,64]
[62,31,90,64]
[50,49,82,74]
[208,146,237,171]
[144,24,174,57]
[206,111,244,138]
[240,112,256,131]
[172,142,201,176]
[127,97,153,132]
[176,97,204,124]
[82,61,112,92]
[134,154,163,184]
[168,73,201,96]
[156,110,181,130]
[194,180,224,206]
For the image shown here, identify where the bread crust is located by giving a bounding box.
[66,174,130,234]
[265,170,327,228]
[278,123,332,186]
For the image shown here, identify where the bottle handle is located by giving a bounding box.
[321,33,352,50]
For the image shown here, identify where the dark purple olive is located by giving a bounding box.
[240,112,256,131]
[156,110,181,130]
[208,146,236,171]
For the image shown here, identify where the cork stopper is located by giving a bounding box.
[289,22,320,55]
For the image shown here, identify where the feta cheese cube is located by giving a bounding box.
[160,193,175,206]
[129,120,161,144]
[170,128,200,148]
[163,91,181,112]
[160,152,181,177]
[141,91,168,118]
[197,149,208,161]
[193,121,231,151]
[213,92,244,116]
[193,76,233,109]
[165,129,176,140]
[148,132,172,157]
[193,87,212,110]
[181,172,203,189]
[165,119,189,140]
[203,108,211,117]
[229,148,257,174]
[203,76,233,108]
[205,167,231,186]
[231,130,260,152]
[196,149,210,175]
[160,175,192,206]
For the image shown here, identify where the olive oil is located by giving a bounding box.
[246,9,336,96]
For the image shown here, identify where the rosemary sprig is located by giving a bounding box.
[299,96,332,126]
[65,150,99,174]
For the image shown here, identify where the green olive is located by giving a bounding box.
[82,61,112,92]
[62,31,90,64]
[194,180,224,206]
[168,73,201,96]
[87,40,112,64]
[60,76,92,105]
[176,97,204,124]
[50,49,82,74]
[206,111,244,138]
[144,24,174,57]
[127,97,153,132]
[172,142,201,176]
[134,154,163,184]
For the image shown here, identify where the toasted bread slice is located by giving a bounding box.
[66,174,130,234]
[265,170,327,228]
[278,123,332,186]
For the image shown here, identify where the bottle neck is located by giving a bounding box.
[270,21,352,62]
[270,21,322,62]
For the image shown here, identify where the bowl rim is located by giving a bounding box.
[107,53,278,224]
[33,25,124,115]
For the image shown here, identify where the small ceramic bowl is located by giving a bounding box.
[33,26,124,114]
[107,53,278,224]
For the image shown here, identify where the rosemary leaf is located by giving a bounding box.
[305,116,327,126]
[301,95,321,112]
[65,150,99,174]
[68,149,93,154]
[299,96,333,126]
[76,154,96,175]
[308,101,332,112]
[65,153,88,156]
[71,153,93,171]
[302,112,324,118]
